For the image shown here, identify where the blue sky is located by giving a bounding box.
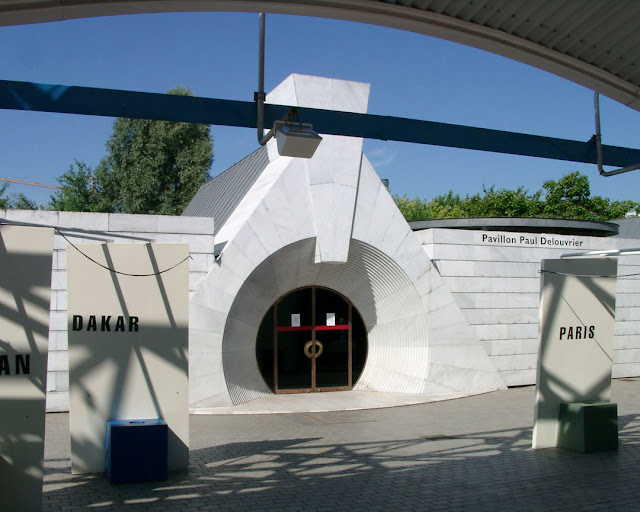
[1,11,639,207]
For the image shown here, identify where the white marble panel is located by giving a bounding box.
[279,160,316,241]
[56,371,69,392]
[429,344,500,373]
[189,253,214,272]
[265,74,297,105]
[59,211,109,231]
[190,303,228,334]
[292,74,334,110]
[189,372,231,408]
[47,350,69,372]
[362,184,397,249]
[330,183,358,261]
[453,292,539,310]
[215,157,289,244]
[465,308,539,325]
[220,241,257,283]
[380,215,412,261]
[53,290,67,311]
[46,391,70,413]
[107,213,157,232]
[158,215,214,235]
[351,156,382,242]
[484,338,539,356]
[438,260,541,278]
[49,310,67,331]
[190,276,236,311]
[443,276,540,294]
[189,271,208,292]
[475,323,539,340]
[247,201,284,256]
[5,209,59,224]
[391,234,430,284]
[490,353,538,372]
[613,349,640,364]
[426,357,505,392]
[413,230,433,245]
[615,335,640,349]
[189,331,222,377]
[310,182,335,262]
[179,234,215,253]
[618,280,640,293]
[612,363,640,378]
[48,331,68,351]
[208,265,245,298]
[412,266,433,298]
[616,321,640,335]
[332,79,370,113]
[54,249,67,270]
[427,321,477,347]
[231,223,271,268]
[501,369,537,387]
[261,176,305,248]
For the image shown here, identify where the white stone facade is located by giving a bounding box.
[189,75,506,410]
[415,228,640,386]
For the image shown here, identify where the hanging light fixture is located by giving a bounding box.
[255,13,322,159]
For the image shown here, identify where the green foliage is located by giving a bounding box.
[0,183,9,209]
[0,183,40,210]
[394,171,637,222]
[97,85,213,215]
[540,171,637,221]
[51,85,213,215]
[10,193,39,210]
[49,160,109,212]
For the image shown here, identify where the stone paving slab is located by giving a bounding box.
[43,379,640,511]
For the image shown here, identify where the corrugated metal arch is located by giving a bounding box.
[222,237,429,405]
[1,1,640,111]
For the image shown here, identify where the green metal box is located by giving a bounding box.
[557,402,618,453]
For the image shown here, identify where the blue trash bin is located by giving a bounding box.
[105,418,168,483]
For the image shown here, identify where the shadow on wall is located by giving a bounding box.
[67,242,189,473]
[0,229,53,512]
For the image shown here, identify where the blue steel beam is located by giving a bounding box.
[1,79,639,167]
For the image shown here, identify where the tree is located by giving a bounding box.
[394,171,637,222]
[0,183,9,209]
[96,85,213,215]
[49,160,108,212]
[10,193,39,210]
[541,171,637,220]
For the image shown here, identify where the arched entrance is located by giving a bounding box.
[256,286,367,393]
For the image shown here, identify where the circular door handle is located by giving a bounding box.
[304,340,324,358]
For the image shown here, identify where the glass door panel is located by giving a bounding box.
[315,288,350,389]
[315,329,349,388]
[277,330,312,390]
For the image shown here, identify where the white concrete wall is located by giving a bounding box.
[416,228,640,386]
[0,209,214,412]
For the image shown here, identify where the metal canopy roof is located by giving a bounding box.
[0,0,639,111]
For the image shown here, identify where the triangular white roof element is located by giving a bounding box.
[188,74,505,410]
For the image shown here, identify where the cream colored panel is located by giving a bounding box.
[67,243,189,474]
[0,225,53,512]
[533,258,617,449]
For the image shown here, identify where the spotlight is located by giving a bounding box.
[273,121,322,158]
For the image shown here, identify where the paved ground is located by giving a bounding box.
[43,379,640,511]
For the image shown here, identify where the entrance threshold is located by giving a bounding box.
[190,390,490,415]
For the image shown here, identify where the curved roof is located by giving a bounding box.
[1,1,640,112]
